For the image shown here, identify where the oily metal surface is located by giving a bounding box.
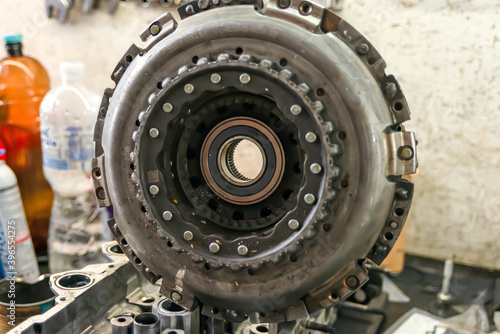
[92,0,417,324]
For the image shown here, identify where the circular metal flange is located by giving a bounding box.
[93,0,417,324]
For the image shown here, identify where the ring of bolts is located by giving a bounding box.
[145,72,323,256]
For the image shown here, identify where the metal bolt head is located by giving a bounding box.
[290,104,302,116]
[304,193,316,205]
[163,103,173,113]
[184,84,194,94]
[183,231,194,241]
[209,242,220,253]
[239,73,251,84]
[211,73,221,84]
[149,128,159,138]
[237,245,248,256]
[356,43,369,55]
[390,221,398,229]
[149,23,161,36]
[305,132,317,143]
[149,185,159,195]
[288,219,300,230]
[399,146,414,160]
[310,163,322,174]
[171,291,182,302]
[162,211,173,221]
[385,82,397,98]
[344,275,360,289]
[198,0,209,9]
[396,188,409,200]
[185,5,195,15]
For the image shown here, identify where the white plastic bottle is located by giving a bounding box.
[40,62,109,273]
[0,151,40,281]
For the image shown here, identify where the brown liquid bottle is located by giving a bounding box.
[0,34,53,251]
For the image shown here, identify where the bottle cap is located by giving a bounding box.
[3,34,22,44]
[60,62,85,83]
[0,139,6,161]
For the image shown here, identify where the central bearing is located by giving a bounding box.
[200,117,285,205]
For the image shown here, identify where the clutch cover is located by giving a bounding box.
[92,0,417,324]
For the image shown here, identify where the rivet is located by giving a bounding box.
[149,23,161,36]
[237,245,248,256]
[185,5,195,15]
[162,211,173,221]
[171,291,182,302]
[304,193,316,204]
[396,188,409,200]
[310,163,322,174]
[399,146,414,160]
[239,73,251,84]
[357,43,369,55]
[209,242,220,253]
[149,185,159,195]
[290,104,302,116]
[149,128,159,138]
[390,221,398,229]
[385,82,397,98]
[288,219,300,230]
[184,84,194,94]
[305,132,317,143]
[345,275,360,289]
[198,0,209,9]
[163,103,173,113]
[183,231,194,241]
[211,73,221,84]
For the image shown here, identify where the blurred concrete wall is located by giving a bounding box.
[1,0,498,269]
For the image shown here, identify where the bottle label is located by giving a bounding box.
[41,126,93,171]
[0,183,40,281]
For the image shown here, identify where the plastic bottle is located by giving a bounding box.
[40,62,108,273]
[0,34,53,251]
[0,139,40,281]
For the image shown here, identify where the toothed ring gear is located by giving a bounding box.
[93,0,417,324]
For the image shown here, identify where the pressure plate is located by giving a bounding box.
[92,0,417,324]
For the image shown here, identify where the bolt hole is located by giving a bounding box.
[290,254,297,262]
[213,308,220,315]
[394,101,404,111]
[157,81,163,89]
[248,268,256,276]
[338,131,346,140]
[368,57,377,65]
[322,224,331,231]
[135,120,141,127]
[141,296,155,303]
[134,257,142,265]
[121,238,128,246]
[110,245,124,254]
[58,274,92,289]
[384,231,394,241]
[125,55,133,62]
[117,317,127,323]
[205,263,211,270]
[141,205,147,213]
[256,325,269,333]
[299,1,313,15]
[395,208,405,216]
[329,291,340,302]
[235,47,243,55]
[192,56,199,64]
[280,58,288,67]
[134,313,159,326]
[340,179,349,188]
[167,241,173,247]
[92,168,101,179]
[130,163,135,170]
[316,88,325,96]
